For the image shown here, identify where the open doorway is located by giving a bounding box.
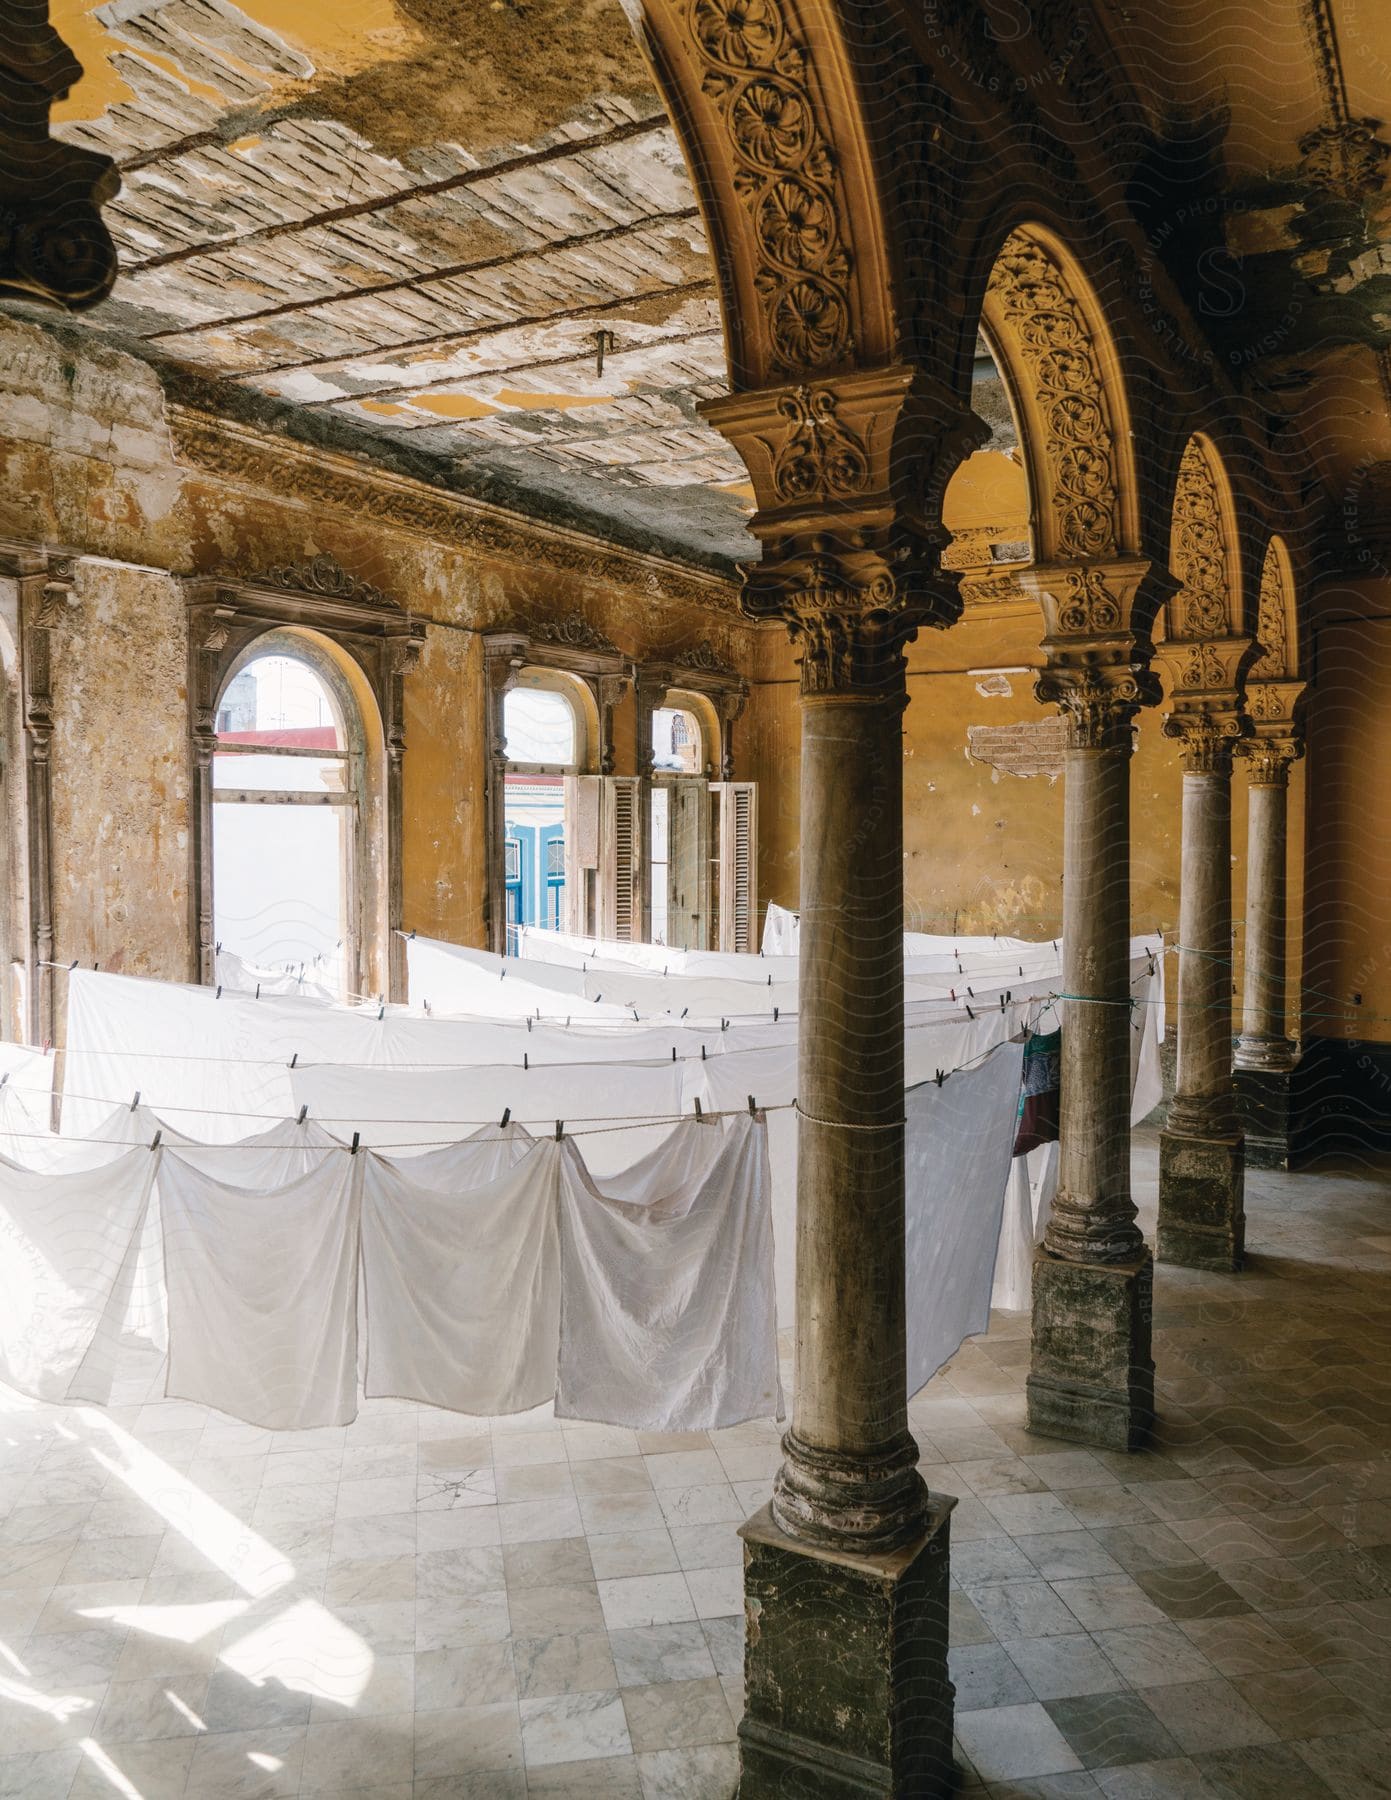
[503,683,580,953]
[651,702,711,949]
[212,649,357,995]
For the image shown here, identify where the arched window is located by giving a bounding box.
[502,677,583,950]
[211,645,361,995]
[652,704,703,774]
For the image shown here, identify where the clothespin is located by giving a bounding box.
[773,1006,779,1022]
[1019,965,1024,978]
[965,1003,975,1020]
[500,967,507,980]
[69,959,78,971]
[632,1008,639,1022]
[554,1120,564,1141]
[767,972,772,986]
[0,1073,7,1091]
[680,1006,688,1020]
[950,988,956,1002]
[595,993,603,1003]
[150,1130,162,1150]
[350,1132,361,1155]
[694,1096,704,1121]
[290,1052,299,1069]
[255,982,262,1000]
[424,1000,432,1016]
[1000,993,1006,1012]
[526,1015,533,1033]
[523,1052,529,1071]
[967,986,975,998]
[130,1091,140,1112]
[215,985,222,999]
[410,929,417,940]
[935,1069,945,1086]
[378,1002,385,1020]
[701,1043,707,1060]
[215,942,222,954]
[671,1047,677,1062]
[747,1094,758,1116]
[501,1107,511,1128]
[298,1104,308,1124]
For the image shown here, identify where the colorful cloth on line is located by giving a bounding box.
[1013,1028,1060,1156]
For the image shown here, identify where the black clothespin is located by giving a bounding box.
[290,1052,299,1069]
[965,1003,975,1020]
[694,1096,705,1121]
[501,1107,511,1128]
[524,1052,529,1071]
[378,1002,385,1020]
[555,1120,564,1141]
[680,1007,689,1019]
[935,1069,945,1086]
[215,985,222,999]
[950,988,956,1002]
[410,929,417,939]
[350,1132,360,1155]
[767,972,772,986]
[1019,965,1024,977]
[671,1047,677,1061]
[595,993,602,1003]
[721,1018,728,1031]
[150,1130,162,1150]
[130,1090,140,1111]
[526,1015,533,1032]
[69,960,78,971]
[500,967,507,980]
[773,1006,779,1022]
[967,986,975,998]
[298,1105,308,1124]
[255,982,262,999]
[747,1094,757,1116]
[1000,993,1006,1012]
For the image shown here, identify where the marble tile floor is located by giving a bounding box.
[0,1133,1387,1799]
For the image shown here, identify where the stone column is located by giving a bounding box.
[1024,636,1159,1452]
[1234,715,1304,1165]
[1158,693,1249,1271]
[704,371,987,1800]
[1236,742,1298,1068]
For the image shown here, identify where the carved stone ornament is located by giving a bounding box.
[1249,544,1292,679]
[1297,118,1391,201]
[254,554,394,609]
[686,0,852,373]
[529,613,621,656]
[34,558,79,630]
[986,233,1120,563]
[1169,441,1233,640]
[1238,735,1302,786]
[1156,635,1251,772]
[1034,663,1159,752]
[673,641,739,678]
[1245,677,1304,729]
[770,387,870,503]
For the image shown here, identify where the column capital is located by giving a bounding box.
[1157,635,1253,775]
[1021,559,1166,749]
[1238,736,1302,786]
[701,368,989,696]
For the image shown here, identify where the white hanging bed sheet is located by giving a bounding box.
[158,1149,361,1429]
[555,1113,781,1431]
[290,1056,685,1177]
[0,1142,157,1405]
[361,1129,561,1416]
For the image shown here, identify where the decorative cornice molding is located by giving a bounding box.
[167,408,742,620]
[252,554,395,610]
[1297,118,1390,199]
[672,641,741,679]
[529,613,622,656]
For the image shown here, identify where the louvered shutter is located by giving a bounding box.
[599,776,642,942]
[714,782,757,953]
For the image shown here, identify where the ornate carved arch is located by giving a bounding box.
[981,225,1138,566]
[631,0,914,388]
[1249,536,1298,680]
[1167,435,1244,641]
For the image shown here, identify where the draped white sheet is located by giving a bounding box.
[0,1042,57,1155]
[290,1057,686,1177]
[159,1150,361,1429]
[556,1114,781,1431]
[361,1130,561,1416]
[904,1041,1028,1396]
[0,1143,156,1404]
[405,936,632,1020]
[518,924,800,986]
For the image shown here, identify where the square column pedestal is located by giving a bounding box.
[1027,1252,1155,1452]
[737,1497,956,1798]
[1158,1130,1246,1270]
[1235,1066,1299,1169]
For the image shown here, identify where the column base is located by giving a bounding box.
[1158,1129,1245,1270]
[1234,1063,1299,1169]
[1026,1251,1154,1452]
[738,1497,956,1799]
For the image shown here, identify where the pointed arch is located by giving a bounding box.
[980,223,1140,565]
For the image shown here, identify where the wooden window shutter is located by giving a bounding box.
[714,782,757,953]
[599,775,642,941]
